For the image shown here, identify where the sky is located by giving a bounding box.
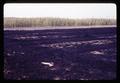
[4,3,116,19]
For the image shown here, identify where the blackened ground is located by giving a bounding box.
[4,27,116,80]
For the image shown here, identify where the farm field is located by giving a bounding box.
[4,27,116,80]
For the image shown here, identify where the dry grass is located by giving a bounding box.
[4,17,116,28]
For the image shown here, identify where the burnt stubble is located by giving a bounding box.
[4,27,116,80]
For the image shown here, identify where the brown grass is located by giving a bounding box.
[4,17,116,28]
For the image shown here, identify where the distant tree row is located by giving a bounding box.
[4,17,116,28]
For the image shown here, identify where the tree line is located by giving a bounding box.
[4,17,116,28]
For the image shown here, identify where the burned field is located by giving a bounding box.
[4,27,116,80]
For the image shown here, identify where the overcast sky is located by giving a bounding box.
[4,3,116,19]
